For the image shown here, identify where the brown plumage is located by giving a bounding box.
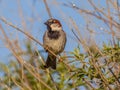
[43,18,66,69]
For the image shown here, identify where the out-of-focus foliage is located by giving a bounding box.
[0,0,120,90]
[0,40,120,90]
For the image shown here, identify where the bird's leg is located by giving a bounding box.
[58,54,63,62]
[44,45,49,52]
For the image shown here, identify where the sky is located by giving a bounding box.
[0,0,118,66]
[0,0,120,90]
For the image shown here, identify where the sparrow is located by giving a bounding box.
[43,18,66,69]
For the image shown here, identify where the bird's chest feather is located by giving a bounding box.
[44,30,66,53]
[47,31,62,46]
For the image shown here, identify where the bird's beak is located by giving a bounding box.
[44,22,48,25]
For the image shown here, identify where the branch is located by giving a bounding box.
[0,17,73,72]
[43,0,52,18]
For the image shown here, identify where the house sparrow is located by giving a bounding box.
[43,18,66,69]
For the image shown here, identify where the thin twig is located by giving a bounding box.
[68,17,113,90]
[0,17,73,71]
[83,78,96,90]
[43,0,52,18]
[64,3,120,29]
[104,59,120,85]
[0,17,73,89]
[0,23,53,90]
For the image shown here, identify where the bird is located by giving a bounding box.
[43,18,66,69]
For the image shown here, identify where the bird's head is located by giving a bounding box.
[44,18,62,31]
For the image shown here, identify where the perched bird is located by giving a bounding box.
[43,18,66,69]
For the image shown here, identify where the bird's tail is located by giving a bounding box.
[45,54,56,69]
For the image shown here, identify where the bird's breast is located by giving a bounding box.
[43,30,66,54]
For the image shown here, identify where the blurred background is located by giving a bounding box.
[0,0,116,63]
[0,0,120,90]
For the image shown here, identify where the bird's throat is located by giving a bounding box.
[48,31,60,40]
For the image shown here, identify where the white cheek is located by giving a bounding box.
[50,24,62,31]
